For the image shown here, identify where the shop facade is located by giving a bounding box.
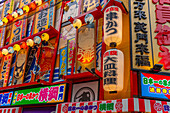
[0,0,169,113]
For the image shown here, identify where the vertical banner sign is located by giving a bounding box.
[0,27,6,47]
[103,49,124,91]
[5,25,12,46]
[10,14,27,44]
[0,3,4,20]
[26,14,35,37]
[34,3,49,34]
[13,0,20,11]
[82,0,99,13]
[0,54,12,87]
[62,0,79,22]
[12,49,28,85]
[8,51,17,86]
[19,0,31,8]
[54,1,62,31]
[141,72,170,100]
[0,91,13,106]
[59,47,67,76]
[130,0,154,70]
[68,38,75,75]
[2,0,14,17]
[12,84,66,105]
[48,0,55,27]
[77,23,95,73]
[149,1,170,73]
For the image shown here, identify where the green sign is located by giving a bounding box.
[12,84,66,105]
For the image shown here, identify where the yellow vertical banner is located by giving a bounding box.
[10,14,27,44]
[19,0,31,8]
[34,3,49,34]
[0,26,6,47]
[2,0,14,18]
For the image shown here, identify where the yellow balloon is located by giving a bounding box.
[2,49,8,55]
[13,44,21,51]
[41,33,49,41]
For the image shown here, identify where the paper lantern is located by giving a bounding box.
[41,33,49,41]
[8,47,14,53]
[35,0,42,6]
[0,51,3,57]
[13,44,21,51]
[26,39,34,47]
[7,15,14,22]
[103,49,124,91]
[20,42,27,49]
[23,5,30,13]
[0,20,3,26]
[2,49,8,55]
[12,12,18,18]
[85,14,94,24]
[29,2,36,10]
[104,6,122,47]
[73,19,82,29]
[34,36,41,44]
[17,9,23,15]
[2,17,8,24]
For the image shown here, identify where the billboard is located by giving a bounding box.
[0,91,13,106]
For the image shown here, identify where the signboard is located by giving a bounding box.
[68,38,75,75]
[77,23,96,73]
[130,0,154,71]
[12,84,67,105]
[13,0,20,11]
[10,14,27,44]
[19,0,31,8]
[0,3,4,19]
[26,14,35,37]
[82,0,99,13]
[23,106,56,113]
[0,91,13,106]
[149,0,170,73]
[48,0,55,27]
[34,3,49,34]
[59,47,67,76]
[0,54,12,87]
[140,72,170,100]
[0,26,6,47]
[2,0,14,17]
[71,81,99,102]
[12,49,28,85]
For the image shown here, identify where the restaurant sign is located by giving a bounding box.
[141,72,170,100]
[12,84,67,105]
[0,91,13,106]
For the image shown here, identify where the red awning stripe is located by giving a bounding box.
[0,107,22,113]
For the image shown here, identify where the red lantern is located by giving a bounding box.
[7,15,14,22]
[0,51,3,57]
[20,42,27,49]
[29,2,37,10]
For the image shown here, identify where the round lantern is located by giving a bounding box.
[12,12,18,18]
[85,14,94,24]
[103,49,124,91]
[34,36,41,44]
[7,15,14,22]
[0,20,3,26]
[104,6,122,47]
[26,39,34,47]
[35,0,42,6]
[23,5,30,13]
[2,49,8,55]
[0,51,3,57]
[29,2,36,10]
[17,9,23,15]
[20,42,27,49]
[2,17,8,24]
[8,47,14,53]
[41,33,49,41]
[73,19,82,29]
[13,44,21,51]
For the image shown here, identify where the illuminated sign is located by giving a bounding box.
[12,84,66,105]
[141,72,170,100]
[0,91,13,106]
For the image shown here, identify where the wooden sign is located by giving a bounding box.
[48,0,55,27]
[2,0,14,18]
[19,0,31,8]
[0,26,6,47]
[34,3,49,34]
[0,54,12,87]
[12,49,28,85]
[82,0,99,13]
[10,14,27,44]
[7,51,17,86]
[130,0,154,71]
[77,23,96,73]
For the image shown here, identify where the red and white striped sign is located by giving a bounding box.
[56,98,170,113]
[0,107,22,113]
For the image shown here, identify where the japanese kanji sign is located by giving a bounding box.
[149,0,170,73]
[0,91,13,106]
[141,72,170,100]
[59,47,67,75]
[19,0,31,8]
[0,26,6,47]
[2,0,14,18]
[82,0,99,13]
[130,0,154,70]
[12,84,67,105]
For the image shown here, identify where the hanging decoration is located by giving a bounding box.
[0,20,3,26]
[7,15,14,22]
[103,49,124,91]
[0,51,3,57]
[17,9,24,15]
[85,14,94,24]
[12,12,19,18]
[29,2,37,10]
[35,0,42,6]
[2,17,8,24]
[41,33,49,41]
[34,36,41,44]
[26,39,34,47]
[8,47,14,54]
[2,49,9,55]
[20,42,27,49]
[13,44,21,51]
[104,6,122,47]
[73,19,82,29]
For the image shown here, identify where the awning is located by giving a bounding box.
[0,107,22,113]
[56,98,170,113]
